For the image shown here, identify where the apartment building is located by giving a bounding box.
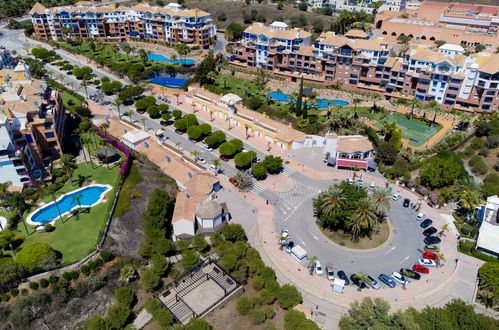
[0,47,14,70]
[230,23,499,112]
[376,1,499,49]
[30,2,216,48]
[0,62,66,186]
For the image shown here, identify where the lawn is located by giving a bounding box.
[322,222,390,250]
[113,163,143,218]
[46,78,84,108]
[16,162,121,266]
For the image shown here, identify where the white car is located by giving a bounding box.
[418,258,437,267]
[325,266,335,280]
[416,212,426,221]
[281,230,290,241]
[369,182,376,190]
[357,180,363,188]
[203,144,213,152]
[314,260,324,276]
[366,275,381,289]
[241,148,248,153]
[392,193,401,201]
[209,164,221,174]
[346,178,354,184]
[391,272,410,285]
[196,156,206,164]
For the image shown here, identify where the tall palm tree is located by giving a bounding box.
[81,80,89,98]
[173,92,180,105]
[72,195,82,215]
[67,81,75,92]
[124,111,134,122]
[140,118,146,131]
[206,71,218,85]
[226,116,232,130]
[347,198,378,239]
[100,122,110,136]
[113,98,123,118]
[315,186,345,217]
[209,110,214,121]
[123,44,132,60]
[80,135,95,169]
[370,189,391,217]
[46,185,64,224]
[244,124,250,140]
[56,73,65,85]
[212,159,220,170]
[408,96,421,120]
[60,154,76,186]
[191,150,201,159]
[352,97,361,113]
[2,191,30,235]
[112,44,120,60]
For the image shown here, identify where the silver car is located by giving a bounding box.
[366,275,381,289]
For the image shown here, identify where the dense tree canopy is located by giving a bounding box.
[15,242,58,273]
[419,151,467,189]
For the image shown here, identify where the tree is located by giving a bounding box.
[172,109,183,119]
[225,23,245,42]
[347,198,379,239]
[298,2,308,11]
[0,258,25,287]
[419,151,466,189]
[475,44,486,52]
[60,154,76,185]
[234,171,254,191]
[191,235,208,252]
[339,297,393,329]
[277,284,302,309]
[194,51,217,85]
[222,224,246,242]
[199,123,212,136]
[314,185,345,218]
[312,18,324,33]
[114,287,135,307]
[106,304,132,330]
[46,184,64,225]
[376,142,398,165]
[112,98,123,118]
[120,265,137,282]
[234,151,257,169]
[219,141,237,157]
[174,118,188,131]
[284,310,320,330]
[236,296,254,315]
[2,190,30,235]
[140,268,160,292]
[187,125,203,140]
[181,250,200,270]
[15,242,58,273]
[482,174,499,197]
[251,163,267,180]
[262,155,283,174]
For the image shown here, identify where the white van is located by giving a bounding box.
[291,245,307,262]
[416,212,426,221]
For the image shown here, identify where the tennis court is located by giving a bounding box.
[379,113,441,147]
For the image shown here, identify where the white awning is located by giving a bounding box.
[477,221,499,254]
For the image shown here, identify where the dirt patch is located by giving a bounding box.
[103,158,178,258]
[203,283,285,330]
[322,222,391,250]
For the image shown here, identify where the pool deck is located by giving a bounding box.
[26,184,112,226]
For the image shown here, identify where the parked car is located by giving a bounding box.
[424,245,440,253]
[202,144,213,152]
[403,198,410,207]
[245,170,254,178]
[325,266,335,280]
[284,241,294,253]
[174,129,184,135]
[159,120,168,127]
[392,193,401,201]
[281,230,290,241]
[423,227,438,236]
[357,180,363,188]
[391,272,410,285]
[369,182,376,190]
[378,274,396,288]
[195,156,206,164]
[209,164,221,174]
[420,219,433,228]
[255,158,262,163]
[219,155,230,162]
[350,274,368,289]
[416,212,426,221]
[366,275,381,289]
[314,260,324,276]
[412,264,430,274]
[346,178,354,184]
[422,252,439,260]
[337,270,349,285]
[228,178,238,186]
[400,268,421,280]
[418,258,437,267]
[424,236,441,245]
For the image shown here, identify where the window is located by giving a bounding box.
[25,134,33,143]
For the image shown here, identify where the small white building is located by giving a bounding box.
[438,44,465,58]
[121,130,150,150]
[477,195,499,257]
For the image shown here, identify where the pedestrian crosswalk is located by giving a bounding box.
[276,181,320,207]
[250,181,267,195]
[281,166,296,177]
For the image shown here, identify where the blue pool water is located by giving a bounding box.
[267,92,350,109]
[149,76,188,88]
[29,185,110,224]
[148,53,195,65]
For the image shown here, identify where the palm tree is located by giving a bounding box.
[138,48,149,65]
[457,189,481,212]
[175,141,182,152]
[140,118,146,131]
[0,181,11,201]
[72,195,82,215]
[207,71,218,85]
[347,198,378,239]
[477,289,496,308]
[124,111,134,122]
[370,93,381,111]
[315,186,345,217]
[123,44,132,60]
[408,96,421,120]
[56,73,65,85]
[243,124,250,140]
[209,110,214,121]
[100,122,110,136]
[67,81,75,92]
[173,92,180,105]
[212,159,220,170]
[2,191,30,235]
[80,135,95,169]
[60,154,76,186]
[226,116,232,130]
[0,230,19,255]
[112,44,120,60]
[81,80,89,98]
[370,189,391,217]
[113,98,123,118]
[352,97,361,113]
[307,256,318,275]
[191,151,201,159]
[46,185,64,224]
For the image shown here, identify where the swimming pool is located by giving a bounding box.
[26,184,112,225]
[148,53,195,65]
[149,76,188,88]
[267,92,350,108]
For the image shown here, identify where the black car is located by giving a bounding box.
[350,274,368,289]
[403,198,410,207]
[424,236,441,245]
[174,129,184,135]
[400,268,421,280]
[423,227,438,236]
[160,120,168,127]
[337,270,350,285]
[420,219,433,229]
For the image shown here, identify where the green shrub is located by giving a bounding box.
[43,224,54,232]
[236,296,254,315]
[460,240,476,253]
[81,265,90,276]
[114,287,135,307]
[48,275,58,284]
[20,289,28,296]
[260,288,276,305]
[62,272,72,282]
[15,242,58,273]
[144,298,173,327]
[250,307,267,325]
[2,294,10,302]
[140,268,160,292]
[252,275,265,291]
[99,251,114,262]
[39,278,49,288]
[479,147,490,157]
[29,282,39,291]
[461,224,473,236]
[277,284,302,309]
[10,288,19,297]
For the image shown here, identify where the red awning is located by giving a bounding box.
[337,158,368,169]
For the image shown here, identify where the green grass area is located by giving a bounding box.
[377,113,442,147]
[46,78,84,108]
[16,162,121,266]
[114,163,143,218]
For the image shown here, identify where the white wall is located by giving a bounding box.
[173,219,195,237]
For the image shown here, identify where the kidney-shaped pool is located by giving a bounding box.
[26,184,112,225]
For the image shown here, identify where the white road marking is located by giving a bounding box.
[308,230,319,240]
[399,255,410,264]
[384,246,396,255]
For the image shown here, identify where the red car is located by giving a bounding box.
[422,252,439,260]
[228,178,238,186]
[220,155,230,162]
[412,264,430,274]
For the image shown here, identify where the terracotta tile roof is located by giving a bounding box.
[345,29,368,38]
[244,23,311,40]
[337,136,373,153]
[317,32,348,47]
[478,54,499,75]
[410,49,465,66]
[29,2,47,15]
[296,46,314,56]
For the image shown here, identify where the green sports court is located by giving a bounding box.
[378,113,442,147]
